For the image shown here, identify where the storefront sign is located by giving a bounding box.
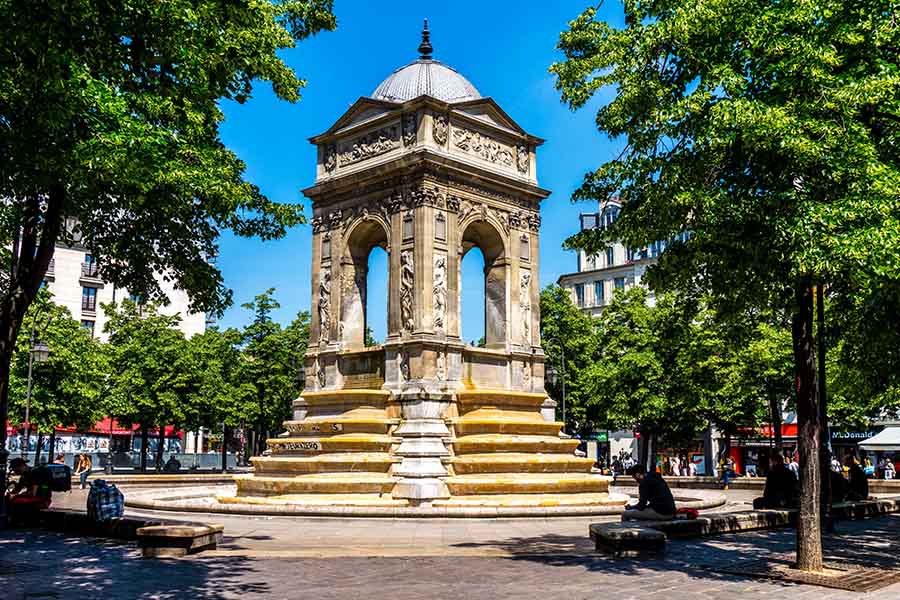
[831,431,877,441]
[591,431,609,442]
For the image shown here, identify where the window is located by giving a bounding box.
[129,292,142,304]
[80,320,95,336]
[606,247,614,267]
[575,284,585,306]
[594,281,604,304]
[580,214,597,230]
[614,277,626,291]
[82,253,99,278]
[82,287,97,311]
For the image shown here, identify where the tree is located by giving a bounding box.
[8,290,106,460]
[539,285,600,434]
[552,1,900,569]
[104,301,193,471]
[238,289,308,456]
[0,0,336,514]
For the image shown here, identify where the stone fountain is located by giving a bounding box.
[222,24,625,514]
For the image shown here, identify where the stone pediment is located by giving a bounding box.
[450,98,538,141]
[310,97,402,141]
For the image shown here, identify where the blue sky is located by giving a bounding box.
[216,0,625,341]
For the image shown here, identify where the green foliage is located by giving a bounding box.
[539,285,600,433]
[0,0,337,321]
[238,289,308,437]
[103,300,193,430]
[551,1,900,311]
[8,290,106,432]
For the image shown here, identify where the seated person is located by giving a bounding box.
[753,455,799,509]
[163,455,182,472]
[845,455,869,501]
[6,457,53,519]
[622,465,676,521]
[830,468,848,503]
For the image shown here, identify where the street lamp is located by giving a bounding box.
[22,338,51,458]
[544,343,567,433]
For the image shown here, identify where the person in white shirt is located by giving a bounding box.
[687,460,698,477]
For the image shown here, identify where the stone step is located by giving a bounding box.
[283,416,397,436]
[445,473,610,495]
[452,417,562,437]
[267,434,395,454]
[250,453,397,474]
[455,389,548,412]
[218,493,408,507]
[452,434,579,455]
[451,453,594,474]
[434,492,622,508]
[234,472,396,496]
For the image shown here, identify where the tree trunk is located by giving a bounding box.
[0,189,64,527]
[155,426,165,471]
[33,431,44,465]
[47,428,56,464]
[221,425,230,473]
[140,428,149,473]
[638,431,649,469]
[793,282,823,572]
[769,392,783,453]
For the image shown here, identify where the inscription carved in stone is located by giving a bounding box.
[400,250,415,331]
[338,125,399,166]
[452,126,513,167]
[433,254,447,331]
[318,268,332,344]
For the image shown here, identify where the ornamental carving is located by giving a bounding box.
[527,213,542,231]
[399,350,410,382]
[402,113,417,147]
[520,271,532,344]
[400,250,415,331]
[437,351,446,381]
[446,195,460,213]
[338,125,399,167]
[324,145,337,173]
[318,268,332,344]
[433,254,447,331]
[311,216,325,233]
[433,114,449,145]
[452,126,514,167]
[516,144,529,175]
[316,359,326,388]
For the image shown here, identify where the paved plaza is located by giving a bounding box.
[2,487,900,599]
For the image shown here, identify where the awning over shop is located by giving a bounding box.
[859,427,900,452]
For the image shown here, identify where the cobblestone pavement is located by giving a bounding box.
[2,488,899,599]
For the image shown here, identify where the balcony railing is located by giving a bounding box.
[81,262,99,278]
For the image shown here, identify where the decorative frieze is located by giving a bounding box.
[338,125,400,167]
[324,145,337,173]
[452,126,514,167]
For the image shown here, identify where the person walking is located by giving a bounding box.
[884,458,896,480]
[73,454,92,489]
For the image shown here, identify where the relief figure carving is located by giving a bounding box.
[452,126,513,167]
[433,254,447,331]
[400,250,415,331]
[433,114,449,145]
[318,268,332,343]
[520,271,532,344]
[402,113,417,147]
[338,126,399,166]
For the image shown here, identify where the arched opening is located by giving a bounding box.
[341,219,389,349]
[460,220,507,348]
[365,246,388,344]
[460,247,486,346]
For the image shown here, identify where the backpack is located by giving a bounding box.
[87,480,124,522]
[43,464,72,492]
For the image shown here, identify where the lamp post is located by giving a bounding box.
[544,340,567,433]
[22,331,51,458]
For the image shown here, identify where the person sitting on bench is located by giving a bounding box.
[845,455,869,501]
[622,465,676,521]
[753,455,798,509]
[5,457,53,521]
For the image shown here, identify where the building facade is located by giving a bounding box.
[44,243,207,341]
[557,197,671,315]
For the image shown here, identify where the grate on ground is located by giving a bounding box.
[713,558,900,592]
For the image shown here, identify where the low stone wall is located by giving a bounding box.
[659,475,900,495]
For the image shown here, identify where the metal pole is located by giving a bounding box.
[560,344,567,431]
[22,325,36,458]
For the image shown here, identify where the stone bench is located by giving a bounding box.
[137,524,225,558]
[589,523,666,558]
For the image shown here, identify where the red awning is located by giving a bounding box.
[6,419,182,438]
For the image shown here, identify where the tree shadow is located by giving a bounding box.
[1,530,271,600]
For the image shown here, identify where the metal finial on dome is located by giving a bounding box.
[418,19,433,59]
